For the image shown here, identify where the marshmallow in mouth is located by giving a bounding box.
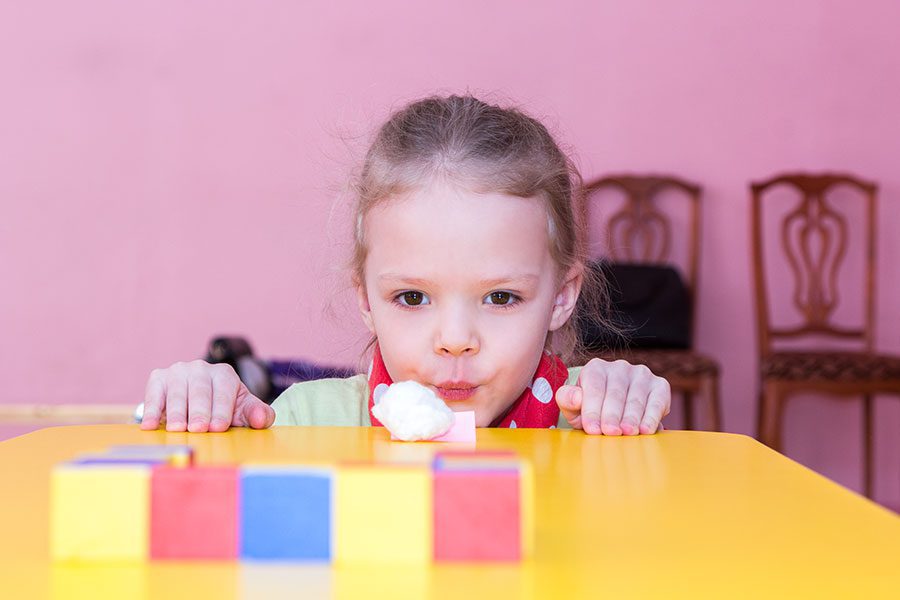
[372,380,455,442]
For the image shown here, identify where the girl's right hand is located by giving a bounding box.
[140,360,275,432]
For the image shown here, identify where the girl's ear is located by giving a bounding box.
[548,265,583,332]
[356,281,376,334]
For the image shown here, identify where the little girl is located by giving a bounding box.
[141,95,671,436]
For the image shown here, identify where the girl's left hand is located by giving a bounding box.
[555,358,671,435]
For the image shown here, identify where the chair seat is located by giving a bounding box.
[581,350,719,378]
[762,351,900,382]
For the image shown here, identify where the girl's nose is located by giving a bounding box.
[434,307,480,356]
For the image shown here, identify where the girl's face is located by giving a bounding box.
[356,182,582,426]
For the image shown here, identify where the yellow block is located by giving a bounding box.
[335,465,431,564]
[51,464,150,561]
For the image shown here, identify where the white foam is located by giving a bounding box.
[372,380,454,442]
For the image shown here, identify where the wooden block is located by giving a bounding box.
[51,464,150,561]
[334,464,431,564]
[433,470,521,561]
[433,451,534,560]
[108,445,194,467]
[70,456,171,466]
[150,465,239,559]
[433,450,519,471]
[240,466,332,561]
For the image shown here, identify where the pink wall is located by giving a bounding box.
[2,1,898,505]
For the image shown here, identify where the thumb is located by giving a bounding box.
[233,386,276,429]
[555,384,584,429]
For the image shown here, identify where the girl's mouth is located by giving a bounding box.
[434,383,478,402]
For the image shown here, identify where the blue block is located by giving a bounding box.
[240,467,332,561]
[69,456,170,466]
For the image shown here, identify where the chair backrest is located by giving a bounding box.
[582,174,703,325]
[750,173,878,357]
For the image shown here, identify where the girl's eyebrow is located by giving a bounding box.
[376,275,433,288]
[476,275,540,288]
[377,274,540,287]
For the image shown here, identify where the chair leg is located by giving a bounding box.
[702,375,722,432]
[863,395,874,499]
[759,382,784,452]
[682,391,694,431]
[756,389,764,445]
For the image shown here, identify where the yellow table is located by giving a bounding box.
[1,425,898,599]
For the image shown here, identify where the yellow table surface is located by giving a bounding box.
[1,425,897,599]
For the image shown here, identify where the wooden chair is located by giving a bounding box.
[751,172,900,498]
[577,175,722,431]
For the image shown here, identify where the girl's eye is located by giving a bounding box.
[485,291,518,306]
[396,291,429,307]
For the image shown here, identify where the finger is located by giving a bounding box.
[246,401,276,429]
[620,366,652,436]
[232,384,275,429]
[140,369,167,430]
[164,371,188,432]
[209,366,239,432]
[639,378,672,435]
[186,372,213,433]
[555,385,583,429]
[578,361,607,435]
[599,362,630,436]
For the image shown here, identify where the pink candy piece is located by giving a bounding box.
[390,411,477,443]
[431,411,476,442]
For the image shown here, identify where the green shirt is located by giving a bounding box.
[272,367,583,429]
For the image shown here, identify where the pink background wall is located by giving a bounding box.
[2,1,898,506]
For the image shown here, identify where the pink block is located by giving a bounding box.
[150,466,239,559]
[434,470,521,561]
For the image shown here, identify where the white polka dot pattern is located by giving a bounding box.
[531,377,553,404]
[373,383,389,405]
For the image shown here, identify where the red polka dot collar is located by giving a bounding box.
[367,346,566,429]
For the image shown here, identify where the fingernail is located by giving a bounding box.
[601,422,622,436]
[187,419,207,433]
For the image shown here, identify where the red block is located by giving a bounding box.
[150,465,239,559]
[433,470,520,561]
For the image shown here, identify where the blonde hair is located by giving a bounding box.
[350,94,611,364]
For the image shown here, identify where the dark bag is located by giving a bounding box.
[576,261,692,351]
[206,336,274,403]
[205,336,356,404]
